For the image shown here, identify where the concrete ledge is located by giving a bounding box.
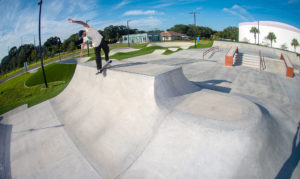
[281,53,294,78]
[225,46,238,66]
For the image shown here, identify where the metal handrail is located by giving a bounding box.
[259,51,262,71]
[203,46,219,60]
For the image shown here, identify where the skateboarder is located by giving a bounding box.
[68,18,111,72]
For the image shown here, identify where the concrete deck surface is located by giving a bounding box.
[1,43,300,179]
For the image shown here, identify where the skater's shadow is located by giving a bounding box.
[275,122,300,179]
[101,62,147,78]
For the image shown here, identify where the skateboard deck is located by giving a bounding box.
[96,60,112,75]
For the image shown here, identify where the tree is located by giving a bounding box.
[44,36,61,56]
[222,26,239,41]
[250,27,259,44]
[267,32,276,47]
[281,43,288,50]
[68,41,76,51]
[62,34,81,52]
[291,38,299,52]
[103,25,128,43]
[168,24,189,34]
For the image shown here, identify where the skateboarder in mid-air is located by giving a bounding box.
[68,18,111,73]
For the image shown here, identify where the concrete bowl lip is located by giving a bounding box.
[72,63,263,131]
[171,90,263,131]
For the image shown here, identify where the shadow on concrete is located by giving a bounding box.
[233,53,243,66]
[13,124,65,133]
[109,62,147,70]
[0,124,12,179]
[193,80,232,93]
[255,103,272,119]
[275,122,300,179]
[0,116,3,122]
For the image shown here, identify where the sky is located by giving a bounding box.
[0,0,300,60]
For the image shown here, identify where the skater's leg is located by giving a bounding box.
[94,45,102,70]
[100,40,110,61]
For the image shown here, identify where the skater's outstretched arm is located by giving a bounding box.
[68,18,90,28]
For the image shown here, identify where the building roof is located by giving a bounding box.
[160,31,186,37]
[239,21,300,34]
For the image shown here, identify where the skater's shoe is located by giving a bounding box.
[106,59,112,63]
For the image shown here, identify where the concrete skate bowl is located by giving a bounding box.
[1,62,299,179]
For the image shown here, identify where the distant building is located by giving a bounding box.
[121,32,161,44]
[239,21,300,53]
[160,31,189,41]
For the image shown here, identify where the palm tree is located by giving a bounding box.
[250,27,259,44]
[291,38,299,52]
[267,32,277,48]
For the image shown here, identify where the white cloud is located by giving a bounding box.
[0,0,100,60]
[130,16,163,30]
[114,0,131,9]
[154,3,174,8]
[288,0,300,4]
[222,5,254,21]
[123,10,164,16]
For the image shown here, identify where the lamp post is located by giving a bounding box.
[258,20,260,45]
[86,20,90,56]
[57,38,61,61]
[38,0,48,88]
[127,20,131,47]
[189,11,200,48]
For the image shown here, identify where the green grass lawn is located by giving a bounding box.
[162,48,183,55]
[189,40,214,49]
[110,46,168,60]
[0,63,76,115]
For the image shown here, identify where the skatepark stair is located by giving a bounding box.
[234,53,260,69]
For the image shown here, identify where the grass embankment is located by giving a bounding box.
[0,63,76,115]
[110,46,168,60]
[189,40,214,49]
[0,49,83,82]
[163,48,183,55]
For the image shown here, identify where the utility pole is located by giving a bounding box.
[257,21,260,45]
[189,11,200,48]
[38,0,48,88]
[127,20,131,47]
[86,20,90,56]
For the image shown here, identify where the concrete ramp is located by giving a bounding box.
[1,61,299,178]
[59,57,90,64]
[1,101,101,179]
[50,63,176,178]
[151,49,166,55]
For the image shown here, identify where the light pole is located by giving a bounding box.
[127,20,131,47]
[189,11,200,48]
[86,20,90,56]
[38,0,48,88]
[258,20,260,45]
[57,38,61,61]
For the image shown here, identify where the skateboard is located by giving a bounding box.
[96,60,112,75]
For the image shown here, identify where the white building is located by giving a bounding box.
[239,21,300,53]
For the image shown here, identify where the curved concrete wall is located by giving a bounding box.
[239,21,300,53]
